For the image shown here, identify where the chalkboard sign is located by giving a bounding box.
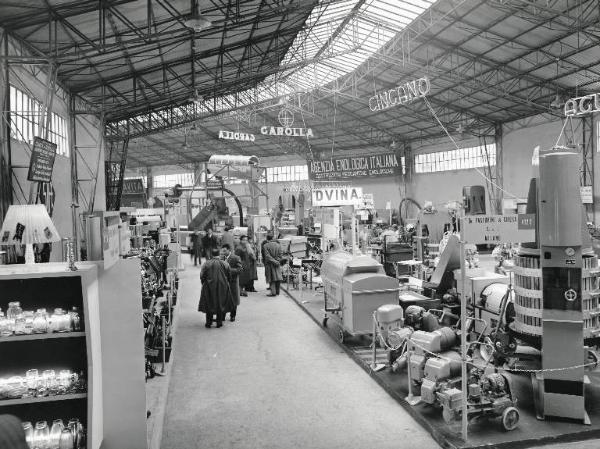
[27,137,57,182]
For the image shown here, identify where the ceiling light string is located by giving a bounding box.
[423,97,518,199]
[330,90,338,160]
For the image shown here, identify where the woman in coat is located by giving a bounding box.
[236,235,258,293]
[263,234,283,296]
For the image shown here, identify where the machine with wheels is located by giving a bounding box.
[321,251,400,342]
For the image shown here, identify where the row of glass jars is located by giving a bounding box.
[0,302,81,336]
[0,369,84,400]
[23,417,85,449]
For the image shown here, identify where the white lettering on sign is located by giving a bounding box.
[461,214,536,245]
[312,187,363,207]
[218,130,256,142]
[564,93,600,117]
[260,126,314,138]
[369,77,430,112]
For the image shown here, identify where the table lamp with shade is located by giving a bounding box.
[0,204,61,264]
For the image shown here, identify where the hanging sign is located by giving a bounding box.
[27,137,57,182]
[308,152,401,180]
[261,107,314,138]
[218,130,256,142]
[369,77,430,112]
[312,187,363,207]
[461,214,536,244]
[564,93,600,117]
[260,126,314,138]
[362,193,374,209]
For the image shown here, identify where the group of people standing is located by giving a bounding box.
[197,229,285,328]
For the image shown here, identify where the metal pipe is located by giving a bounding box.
[161,315,166,373]
[460,227,468,441]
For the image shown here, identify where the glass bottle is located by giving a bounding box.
[33,421,50,449]
[33,308,49,334]
[67,419,82,448]
[58,429,73,449]
[26,368,39,390]
[50,419,65,449]
[69,307,81,332]
[22,421,33,448]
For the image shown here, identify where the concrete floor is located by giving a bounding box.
[160,258,600,449]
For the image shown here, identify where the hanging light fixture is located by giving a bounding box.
[184,1,212,33]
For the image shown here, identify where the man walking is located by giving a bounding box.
[198,249,234,328]
[236,235,258,293]
[202,228,219,260]
[220,244,243,321]
[190,229,202,266]
[263,234,283,296]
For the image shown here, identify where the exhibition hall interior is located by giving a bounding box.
[2,1,600,448]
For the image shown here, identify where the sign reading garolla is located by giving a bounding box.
[369,77,430,112]
[564,93,600,117]
[312,187,363,207]
[218,130,256,142]
[260,126,314,138]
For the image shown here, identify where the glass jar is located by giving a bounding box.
[50,308,69,333]
[23,311,34,335]
[22,421,34,448]
[50,419,65,448]
[33,421,50,449]
[58,429,74,449]
[33,308,49,334]
[6,301,22,320]
[0,313,11,337]
[14,314,27,335]
[69,307,81,332]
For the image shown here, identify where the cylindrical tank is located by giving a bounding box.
[208,154,259,166]
[539,150,581,247]
[480,283,512,315]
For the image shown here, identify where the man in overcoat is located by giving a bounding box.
[235,235,258,294]
[220,244,243,321]
[198,249,234,328]
[263,234,283,296]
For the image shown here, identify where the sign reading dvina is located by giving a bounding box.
[461,214,536,244]
[218,130,255,142]
[564,93,600,117]
[312,187,363,207]
[369,77,430,112]
[309,153,401,180]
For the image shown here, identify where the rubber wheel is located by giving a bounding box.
[501,406,519,431]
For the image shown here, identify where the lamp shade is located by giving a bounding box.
[0,204,61,245]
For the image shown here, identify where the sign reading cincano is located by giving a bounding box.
[564,93,600,117]
[369,77,430,112]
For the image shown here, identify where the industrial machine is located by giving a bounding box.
[322,252,400,342]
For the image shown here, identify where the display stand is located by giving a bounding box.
[0,263,103,449]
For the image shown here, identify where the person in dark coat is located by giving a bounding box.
[261,236,271,287]
[0,414,29,449]
[202,228,219,260]
[263,234,284,296]
[236,235,258,293]
[198,249,234,328]
[190,230,203,266]
[220,244,243,321]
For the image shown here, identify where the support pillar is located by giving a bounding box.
[0,30,12,221]
[494,124,504,214]
[145,166,153,205]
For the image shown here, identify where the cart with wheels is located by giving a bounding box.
[321,251,400,343]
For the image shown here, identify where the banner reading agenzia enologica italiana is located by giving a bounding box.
[308,152,401,181]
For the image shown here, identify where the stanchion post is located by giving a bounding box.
[460,226,468,441]
[371,313,377,367]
